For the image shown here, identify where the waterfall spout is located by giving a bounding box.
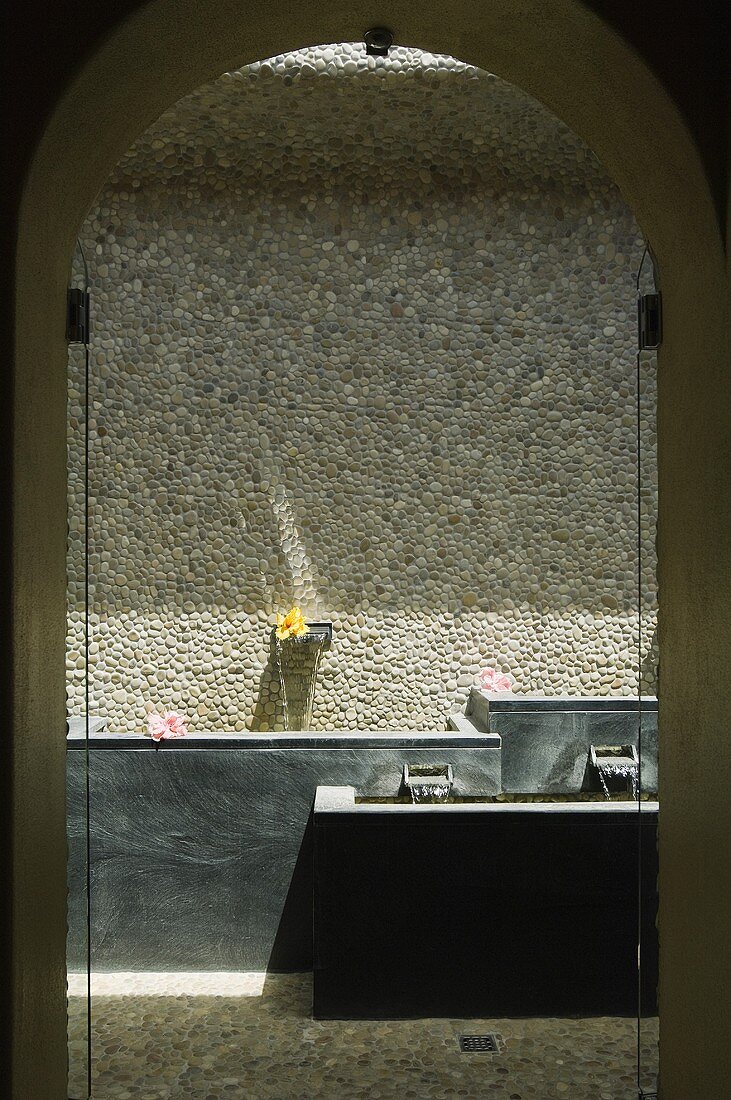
[589,745,639,800]
[402,763,454,803]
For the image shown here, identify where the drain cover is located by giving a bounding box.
[459,1033,501,1053]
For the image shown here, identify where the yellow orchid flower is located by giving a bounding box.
[275,605,308,641]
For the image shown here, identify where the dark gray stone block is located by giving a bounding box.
[313,790,659,1018]
[67,714,107,736]
[66,734,500,972]
[471,693,658,795]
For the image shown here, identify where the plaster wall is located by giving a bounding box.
[66,45,656,733]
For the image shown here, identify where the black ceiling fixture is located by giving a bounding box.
[364,26,394,56]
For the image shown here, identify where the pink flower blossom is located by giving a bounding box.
[148,710,188,741]
[478,668,513,694]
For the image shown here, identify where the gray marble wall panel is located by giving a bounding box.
[486,705,657,793]
[66,750,89,972]
[67,736,500,971]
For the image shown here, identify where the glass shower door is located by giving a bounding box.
[63,44,663,1096]
[637,250,660,1099]
[66,241,91,1099]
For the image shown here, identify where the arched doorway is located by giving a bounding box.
[66,41,658,1093]
[11,3,727,1097]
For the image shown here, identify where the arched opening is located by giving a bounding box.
[65,42,659,1093]
[11,4,727,1097]
[67,42,657,732]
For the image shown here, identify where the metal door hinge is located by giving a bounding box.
[638,292,662,351]
[364,27,393,55]
[67,287,90,344]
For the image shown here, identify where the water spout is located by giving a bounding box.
[589,745,639,800]
[402,763,454,803]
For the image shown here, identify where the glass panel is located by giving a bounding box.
[638,251,660,1099]
[67,42,657,1098]
[66,242,91,1099]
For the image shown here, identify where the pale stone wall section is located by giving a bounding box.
[66,44,657,732]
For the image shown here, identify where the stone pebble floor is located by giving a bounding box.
[68,973,659,1099]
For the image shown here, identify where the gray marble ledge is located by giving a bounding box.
[314,784,659,816]
[66,729,502,751]
[476,692,658,712]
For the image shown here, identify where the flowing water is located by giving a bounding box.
[409,783,452,804]
[596,759,639,800]
[275,635,326,731]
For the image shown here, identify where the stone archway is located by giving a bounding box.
[11,2,728,1097]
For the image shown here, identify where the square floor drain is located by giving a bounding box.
[459,1033,501,1053]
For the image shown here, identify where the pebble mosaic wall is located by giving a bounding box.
[66,43,658,733]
